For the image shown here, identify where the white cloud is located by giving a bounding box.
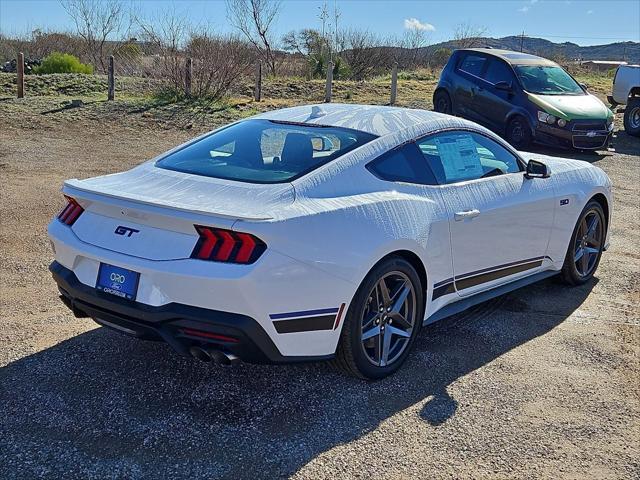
[587,9,594,14]
[519,0,538,12]
[404,18,436,31]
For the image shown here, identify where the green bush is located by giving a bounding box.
[35,53,93,74]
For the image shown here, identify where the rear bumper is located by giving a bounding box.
[50,261,333,364]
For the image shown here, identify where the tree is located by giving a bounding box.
[60,0,125,73]
[226,0,281,76]
[187,33,255,100]
[339,28,387,80]
[400,27,431,68]
[282,28,329,78]
[430,47,452,67]
[135,10,189,92]
[453,23,488,49]
[282,28,325,57]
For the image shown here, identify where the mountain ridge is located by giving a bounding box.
[425,36,639,62]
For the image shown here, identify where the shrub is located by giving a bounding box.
[35,52,93,74]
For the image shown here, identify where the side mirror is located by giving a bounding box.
[525,159,551,179]
[495,81,512,92]
[580,82,588,91]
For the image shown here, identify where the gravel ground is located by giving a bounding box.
[0,98,638,479]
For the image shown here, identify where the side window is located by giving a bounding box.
[416,131,521,184]
[457,54,487,77]
[483,59,514,85]
[367,143,437,185]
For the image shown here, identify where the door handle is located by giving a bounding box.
[454,209,481,221]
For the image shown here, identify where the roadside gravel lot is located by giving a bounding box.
[0,100,638,479]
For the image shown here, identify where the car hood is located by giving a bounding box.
[526,92,612,121]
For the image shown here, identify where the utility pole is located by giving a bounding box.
[520,31,525,52]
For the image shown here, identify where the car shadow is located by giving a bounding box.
[525,130,639,163]
[527,144,611,163]
[609,130,640,156]
[0,276,596,479]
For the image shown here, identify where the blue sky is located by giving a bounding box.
[1,0,638,46]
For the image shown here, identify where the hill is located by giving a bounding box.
[426,36,639,63]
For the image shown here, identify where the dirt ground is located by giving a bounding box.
[0,96,639,479]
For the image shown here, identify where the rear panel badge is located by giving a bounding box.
[114,225,140,237]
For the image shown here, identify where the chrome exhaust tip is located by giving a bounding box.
[207,350,240,365]
[190,346,212,362]
[190,347,239,365]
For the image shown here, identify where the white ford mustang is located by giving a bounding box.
[48,104,612,379]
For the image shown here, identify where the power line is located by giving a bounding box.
[525,33,638,41]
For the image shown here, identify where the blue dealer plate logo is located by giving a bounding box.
[96,263,140,300]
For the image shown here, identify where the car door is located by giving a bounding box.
[473,58,519,132]
[452,52,489,123]
[366,143,456,313]
[415,130,556,297]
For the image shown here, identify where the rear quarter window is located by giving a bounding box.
[366,143,438,185]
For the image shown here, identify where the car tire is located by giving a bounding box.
[560,201,606,286]
[623,98,640,137]
[433,89,452,115]
[505,115,532,150]
[332,257,424,380]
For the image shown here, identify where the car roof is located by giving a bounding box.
[460,48,558,66]
[253,103,479,137]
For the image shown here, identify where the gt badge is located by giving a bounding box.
[114,225,140,237]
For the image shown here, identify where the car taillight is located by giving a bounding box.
[191,225,266,264]
[57,196,84,226]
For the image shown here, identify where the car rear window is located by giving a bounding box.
[156,119,377,183]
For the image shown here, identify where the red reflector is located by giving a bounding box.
[181,328,238,343]
[57,196,84,226]
[191,225,265,264]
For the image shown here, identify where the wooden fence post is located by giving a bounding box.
[17,52,24,98]
[324,61,333,103]
[107,55,115,101]
[254,61,262,102]
[390,62,398,105]
[185,57,192,98]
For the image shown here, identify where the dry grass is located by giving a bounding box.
[0,70,612,134]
